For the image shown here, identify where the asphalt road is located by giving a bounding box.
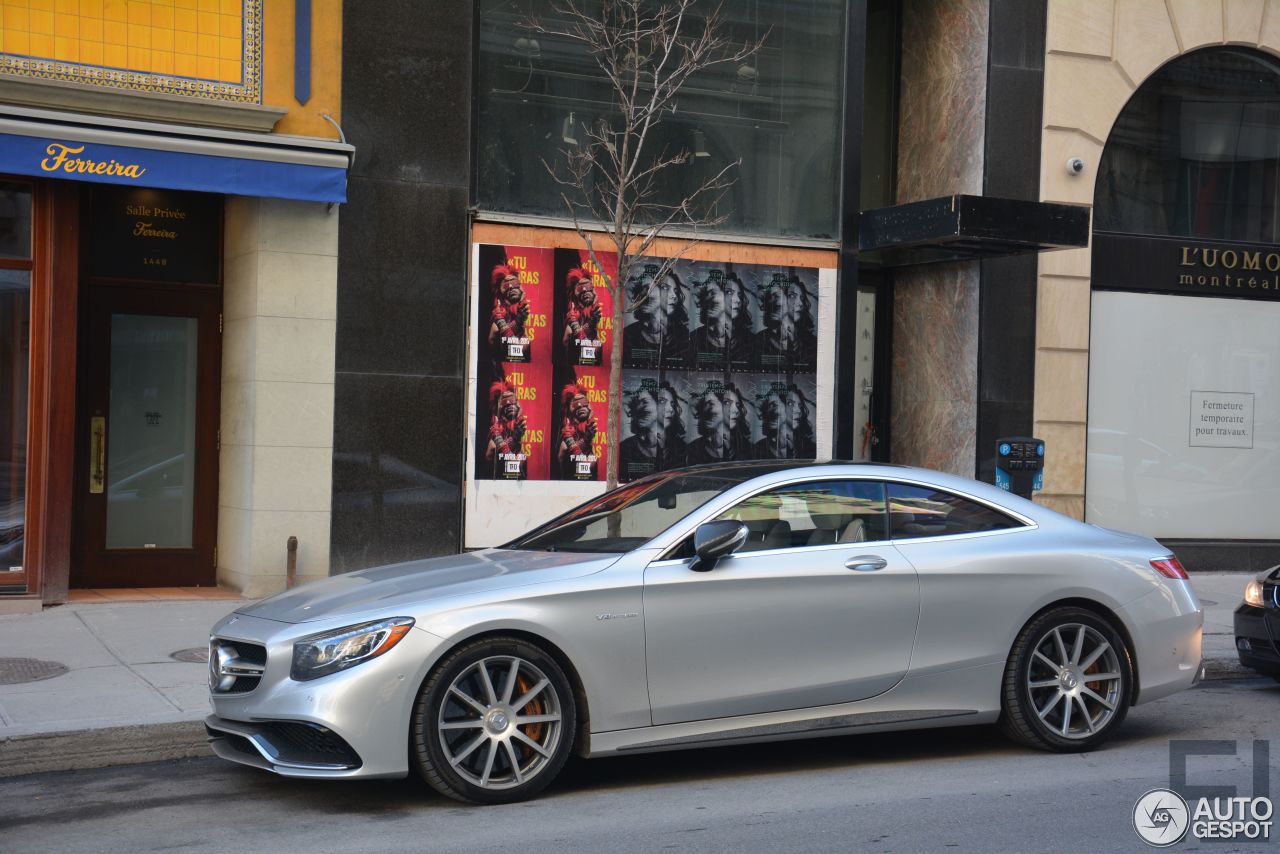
[2,678,1278,854]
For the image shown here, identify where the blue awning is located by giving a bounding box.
[0,106,350,203]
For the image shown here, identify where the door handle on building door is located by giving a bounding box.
[844,555,888,572]
[89,416,106,494]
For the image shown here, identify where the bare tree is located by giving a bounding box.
[531,0,765,489]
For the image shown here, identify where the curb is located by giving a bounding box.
[0,721,211,779]
[1203,658,1260,682]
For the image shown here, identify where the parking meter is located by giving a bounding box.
[995,437,1044,499]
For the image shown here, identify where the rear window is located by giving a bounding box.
[887,482,1022,539]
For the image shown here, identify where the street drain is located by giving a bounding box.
[0,657,69,685]
[170,647,209,663]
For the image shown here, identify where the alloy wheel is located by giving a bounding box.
[436,655,563,790]
[1025,623,1124,740]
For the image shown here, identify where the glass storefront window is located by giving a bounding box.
[476,0,847,241]
[0,183,33,260]
[0,267,30,572]
[1096,48,1280,241]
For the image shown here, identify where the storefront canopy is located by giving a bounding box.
[859,195,1089,267]
[0,105,351,203]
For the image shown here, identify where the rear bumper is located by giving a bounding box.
[1121,583,1203,705]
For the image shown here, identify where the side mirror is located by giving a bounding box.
[691,520,748,572]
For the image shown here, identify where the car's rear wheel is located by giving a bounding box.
[1000,606,1133,752]
[411,637,576,804]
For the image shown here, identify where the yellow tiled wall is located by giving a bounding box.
[0,0,341,138]
[1,0,244,83]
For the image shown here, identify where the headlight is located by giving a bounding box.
[291,617,415,682]
[1245,580,1266,608]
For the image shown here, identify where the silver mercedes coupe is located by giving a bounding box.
[206,462,1204,804]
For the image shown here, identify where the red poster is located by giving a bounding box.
[552,366,610,481]
[555,248,617,369]
[476,245,554,481]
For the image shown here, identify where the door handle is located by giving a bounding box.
[844,555,887,572]
[89,416,106,494]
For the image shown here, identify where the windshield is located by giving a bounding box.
[505,472,745,553]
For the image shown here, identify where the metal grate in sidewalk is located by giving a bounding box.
[0,657,68,685]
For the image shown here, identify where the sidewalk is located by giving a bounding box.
[0,595,248,777]
[0,574,1260,778]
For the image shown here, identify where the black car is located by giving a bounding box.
[1234,565,1280,680]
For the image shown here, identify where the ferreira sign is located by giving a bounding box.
[40,143,147,179]
[1093,233,1280,302]
[0,132,348,203]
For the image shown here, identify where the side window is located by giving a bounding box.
[886,482,1022,539]
[714,480,888,552]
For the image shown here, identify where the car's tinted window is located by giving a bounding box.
[714,480,888,552]
[887,482,1022,539]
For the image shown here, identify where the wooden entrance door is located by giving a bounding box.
[73,284,220,587]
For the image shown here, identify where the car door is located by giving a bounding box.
[642,478,920,726]
[881,479,1038,676]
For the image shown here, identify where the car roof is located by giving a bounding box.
[657,459,903,480]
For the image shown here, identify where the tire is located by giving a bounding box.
[411,636,577,805]
[999,606,1133,752]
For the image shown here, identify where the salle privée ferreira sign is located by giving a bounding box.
[88,185,221,284]
[1093,233,1280,301]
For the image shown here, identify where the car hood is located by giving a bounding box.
[235,549,620,624]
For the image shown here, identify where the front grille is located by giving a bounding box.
[209,639,267,694]
[258,722,362,768]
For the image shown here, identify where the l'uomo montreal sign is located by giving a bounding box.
[1092,232,1280,301]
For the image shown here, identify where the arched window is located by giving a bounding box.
[1095,48,1280,243]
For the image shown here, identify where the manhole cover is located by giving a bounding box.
[170,647,209,663]
[1200,599,1218,607]
[0,657,69,685]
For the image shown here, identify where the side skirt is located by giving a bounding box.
[620,709,980,753]
[585,661,1006,757]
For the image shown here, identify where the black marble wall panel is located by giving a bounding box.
[330,373,464,572]
[336,180,468,378]
[341,1,472,186]
[988,0,1045,71]
[977,0,1046,482]
[332,0,473,570]
[983,66,1044,202]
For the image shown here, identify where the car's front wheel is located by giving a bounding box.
[1000,606,1133,752]
[411,636,577,804]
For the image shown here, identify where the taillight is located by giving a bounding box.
[1150,557,1189,580]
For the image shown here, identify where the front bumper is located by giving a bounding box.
[207,613,447,779]
[1234,604,1280,677]
[206,716,363,776]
